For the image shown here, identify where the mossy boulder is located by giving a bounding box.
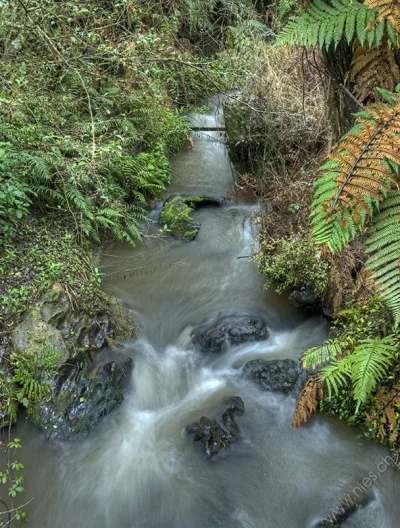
[11,311,69,364]
[10,283,134,438]
[160,197,201,240]
[28,352,132,439]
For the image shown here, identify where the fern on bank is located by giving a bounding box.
[312,89,400,253]
[351,41,400,102]
[302,340,343,369]
[365,0,400,31]
[276,0,395,49]
[295,336,398,424]
[366,190,400,325]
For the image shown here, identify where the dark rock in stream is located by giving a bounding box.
[191,315,269,353]
[187,396,244,458]
[289,285,321,313]
[243,359,303,394]
[29,353,132,439]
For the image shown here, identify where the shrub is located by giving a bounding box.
[253,232,329,294]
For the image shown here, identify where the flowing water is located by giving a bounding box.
[14,96,400,527]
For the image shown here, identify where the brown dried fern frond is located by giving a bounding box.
[365,0,400,31]
[312,95,400,252]
[351,41,400,102]
[292,376,324,426]
[366,385,400,443]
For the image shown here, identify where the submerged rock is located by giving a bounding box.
[317,491,372,527]
[191,315,269,353]
[243,359,302,393]
[187,396,244,458]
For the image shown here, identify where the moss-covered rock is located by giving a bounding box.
[11,311,69,364]
[28,352,132,439]
[160,197,200,240]
[9,283,134,438]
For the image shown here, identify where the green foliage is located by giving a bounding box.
[12,346,62,402]
[0,434,27,526]
[318,335,398,411]
[301,299,395,421]
[0,0,246,242]
[366,191,400,326]
[311,90,400,324]
[253,233,329,293]
[0,219,105,331]
[159,197,200,240]
[303,340,343,369]
[276,0,395,49]
[0,143,31,234]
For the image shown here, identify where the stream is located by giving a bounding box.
[14,96,400,527]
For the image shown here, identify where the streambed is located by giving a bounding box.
[14,97,400,528]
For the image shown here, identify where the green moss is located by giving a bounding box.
[160,197,200,240]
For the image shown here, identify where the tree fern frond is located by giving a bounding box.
[302,340,343,369]
[319,359,352,398]
[366,190,400,324]
[351,41,400,103]
[292,376,324,426]
[276,0,384,49]
[312,94,400,252]
[350,336,398,410]
[365,0,400,32]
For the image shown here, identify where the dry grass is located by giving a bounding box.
[243,43,331,167]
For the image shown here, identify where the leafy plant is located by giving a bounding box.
[254,232,329,293]
[276,0,395,49]
[319,335,398,411]
[11,346,62,402]
[365,190,400,324]
[312,88,400,253]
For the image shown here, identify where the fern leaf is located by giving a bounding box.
[350,336,398,411]
[365,0,400,32]
[312,94,400,252]
[351,41,400,103]
[276,0,381,49]
[292,376,324,426]
[303,340,343,369]
[366,190,400,324]
[319,359,352,398]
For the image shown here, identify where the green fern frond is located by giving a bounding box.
[63,183,90,212]
[276,0,390,49]
[349,336,398,410]
[312,93,400,252]
[319,358,352,398]
[14,346,62,402]
[303,340,343,369]
[17,152,53,182]
[366,191,400,325]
